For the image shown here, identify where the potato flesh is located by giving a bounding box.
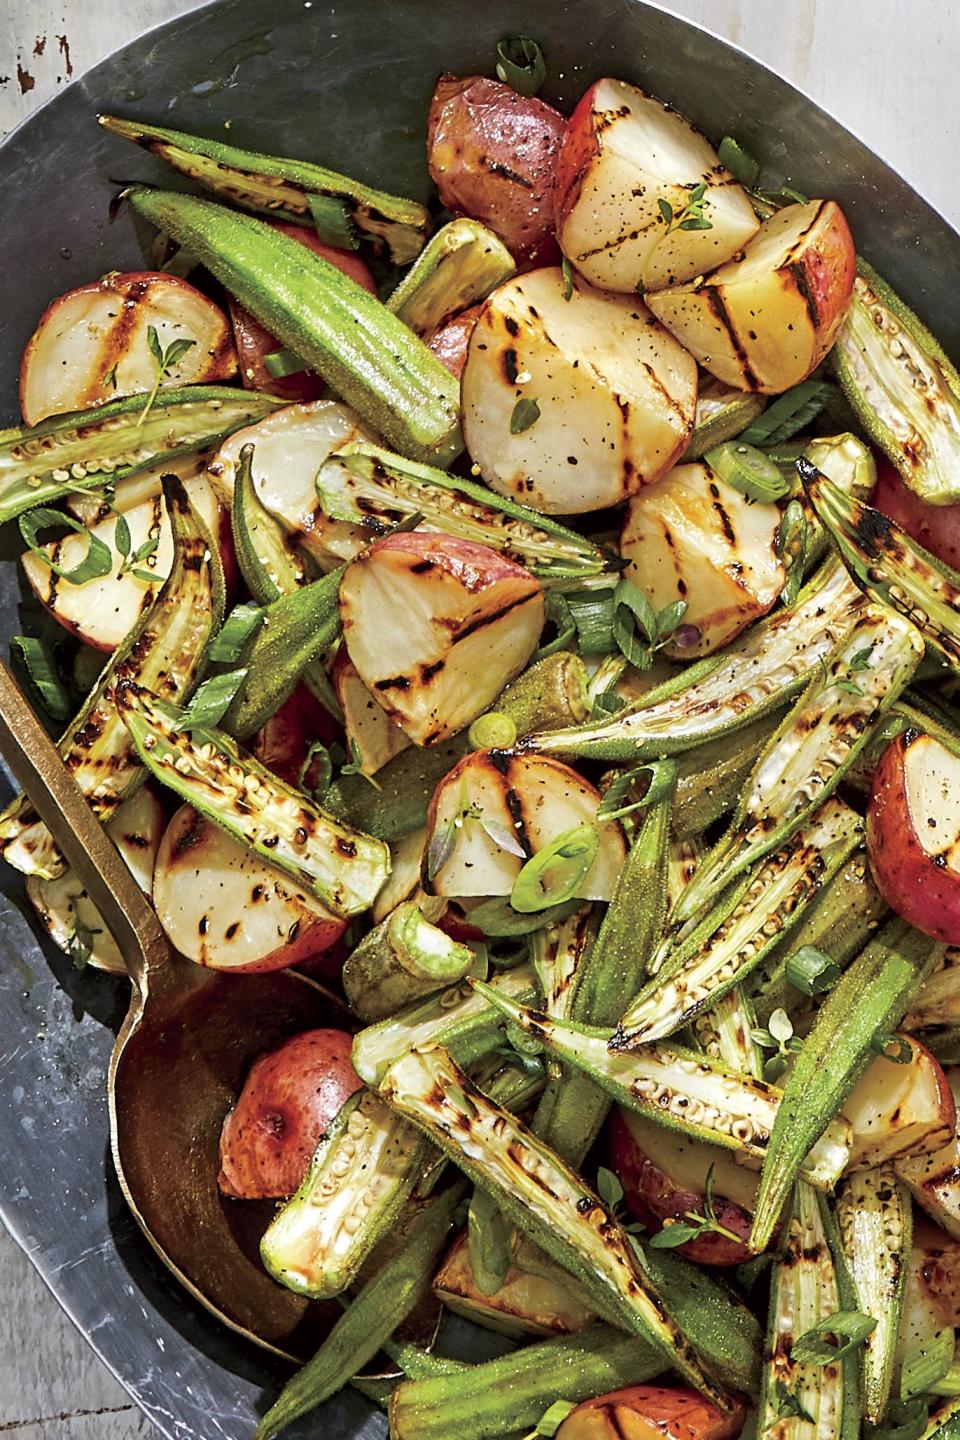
[560,78,759,292]
[463,267,697,514]
[426,748,626,899]
[841,1040,955,1170]
[647,201,849,392]
[340,539,544,746]
[153,805,341,969]
[897,1070,960,1238]
[21,475,220,651]
[209,398,373,566]
[21,273,235,425]
[434,1230,595,1338]
[616,1107,760,1213]
[334,653,411,776]
[621,462,784,656]
[905,734,960,873]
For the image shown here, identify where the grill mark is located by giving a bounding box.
[640,360,687,427]
[705,287,760,390]
[713,498,737,545]
[783,199,829,265]
[80,277,154,408]
[788,260,821,330]
[504,786,534,858]
[451,592,537,645]
[481,157,535,189]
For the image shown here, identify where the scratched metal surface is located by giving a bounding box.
[1,1,960,1437]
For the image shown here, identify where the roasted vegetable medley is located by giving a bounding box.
[7,34,960,1440]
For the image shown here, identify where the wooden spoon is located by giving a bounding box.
[0,661,341,1361]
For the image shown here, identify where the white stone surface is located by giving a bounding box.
[1,0,958,1432]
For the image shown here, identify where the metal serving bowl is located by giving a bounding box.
[0,2,957,1435]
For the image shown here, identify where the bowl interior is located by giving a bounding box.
[1,2,957,1437]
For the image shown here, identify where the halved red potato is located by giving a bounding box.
[897,1069,960,1238]
[424,748,627,899]
[26,786,164,976]
[873,456,960,572]
[340,531,544,747]
[218,1028,360,1200]
[331,648,410,776]
[555,78,759,294]
[427,74,565,264]
[841,1035,956,1170]
[425,303,483,379]
[647,200,856,393]
[206,398,374,568]
[20,475,222,651]
[153,805,346,971]
[20,271,237,424]
[250,681,342,788]
[608,1108,756,1266]
[433,1228,595,1338]
[228,221,376,401]
[896,1217,960,1369]
[867,731,960,944]
[462,267,698,514]
[620,462,784,657]
[556,1384,744,1440]
[373,828,429,925]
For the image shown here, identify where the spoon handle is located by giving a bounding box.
[0,661,165,986]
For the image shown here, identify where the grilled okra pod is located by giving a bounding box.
[836,1166,911,1423]
[693,985,765,1080]
[117,682,390,917]
[326,651,589,842]
[0,476,224,878]
[351,962,538,1088]
[100,113,431,262]
[386,217,515,330]
[230,444,340,720]
[473,980,850,1187]
[319,441,615,580]
[673,713,787,840]
[904,948,960,1030]
[522,558,862,763]
[126,188,461,466]
[757,1184,854,1440]
[615,797,862,1047]
[254,1185,462,1440]
[0,386,280,522]
[684,380,767,460]
[802,462,960,672]
[379,1043,733,1408]
[530,906,598,1023]
[342,901,474,1023]
[832,260,960,507]
[750,919,945,1252]
[670,604,922,927]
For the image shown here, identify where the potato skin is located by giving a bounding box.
[867,733,960,944]
[425,303,483,378]
[873,456,960,572]
[218,1028,361,1199]
[556,1384,744,1440]
[427,74,565,262]
[250,682,342,788]
[607,1109,752,1266]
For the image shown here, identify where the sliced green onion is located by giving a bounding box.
[561,257,574,301]
[785,944,842,997]
[704,441,791,502]
[567,588,616,655]
[777,498,810,606]
[494,36,546,96]
[298,739,333,800]
[19,507,114,587]
[791,1309,877,1365]
[739,379,836,448]
[468,712,518,749]
[263,347,308,380]
[10,636,71,724]
[537,1399,578,1435]
[307,192,359,250]
[718,136,760,189]
[173,669,248,733]
[902,1331,956,1401]
[596,759,678,822]
[207,602,264,663]
[510,397,542,435]
[871,1032,914,1065]
[468,896,580,936]
[865,1400,930,1440]
[511,823,599,914]
[535,591,576,660]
